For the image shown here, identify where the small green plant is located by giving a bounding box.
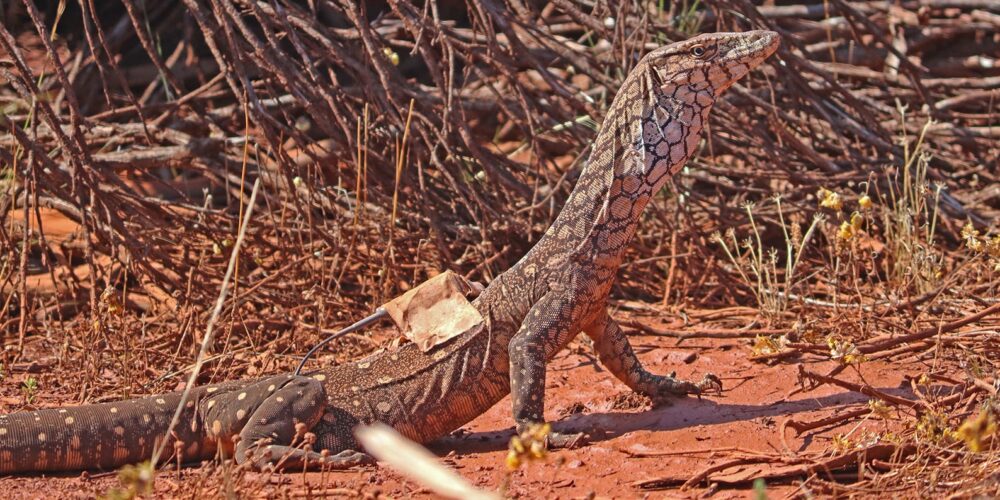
[868,399,893,420]
[827,336,866,365]
[960,223,1000,273]
[750,334,787,357]
[915,410,958,445]
[877,107,943,292]
[0,167,13,190]
[753,478,768,500]
[714,197,822,318]
[20,377,38,404]
[674,0,703,36]
[101,461,155,500]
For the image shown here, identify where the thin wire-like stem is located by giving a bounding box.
[150,177,262,470]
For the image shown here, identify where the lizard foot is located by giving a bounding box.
[514,423,586,450]
[695,373,723,394]
[253,445,375,471]
[648,371,722,405]
[322,449,377,468]
[546,431,586,449]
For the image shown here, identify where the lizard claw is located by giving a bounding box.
[326,449,377,467]
[514,423,586,450]
[546,431,586,450]
[648,372,721,405]
[695,373,723,394]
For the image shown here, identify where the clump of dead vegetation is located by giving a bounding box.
[1,0,998,497]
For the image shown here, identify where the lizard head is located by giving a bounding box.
[614,30,779,192]
[644,30,780,97]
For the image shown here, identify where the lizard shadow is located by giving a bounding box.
[430,383,948,457]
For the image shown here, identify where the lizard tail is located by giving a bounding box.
[0,395,196,474]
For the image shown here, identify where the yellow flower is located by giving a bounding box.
[837,221,854,241]
[751,335,786,356]
[828,337,865,364]
[817,187,842,210]
[850,211,864,231]
[956,411,997,452]
[510,436,525,454]
[867,399,892,419]
[99,287,122,315]
[505,423,550,471]
[529,440,545,459]
[858,195,873,210]
[832,433,852,451]
[961,222,978,239]
[843,352,867,365]
[962,223,983,251]
[505,450,521,471]
[529,423,552,441]
[382,47,400,66]
[987,235,1000,258]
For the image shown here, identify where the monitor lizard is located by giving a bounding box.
[0,30,779,474]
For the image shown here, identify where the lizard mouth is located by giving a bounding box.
[721,30,780,66]
[709,30,780,95]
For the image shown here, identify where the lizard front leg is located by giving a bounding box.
[225,375,372,470]
[584,311,721,401]
[508,292,585,448]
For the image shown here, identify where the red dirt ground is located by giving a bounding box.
[0,310,931,499]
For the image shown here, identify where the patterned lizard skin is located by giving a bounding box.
[0,30,779,473]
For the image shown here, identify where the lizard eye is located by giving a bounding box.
[690,45,706,58]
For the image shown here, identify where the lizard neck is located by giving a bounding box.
[533,82,711,271]
[543,112,634,267]
[469,124,633,330]
[477,59,717,327]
